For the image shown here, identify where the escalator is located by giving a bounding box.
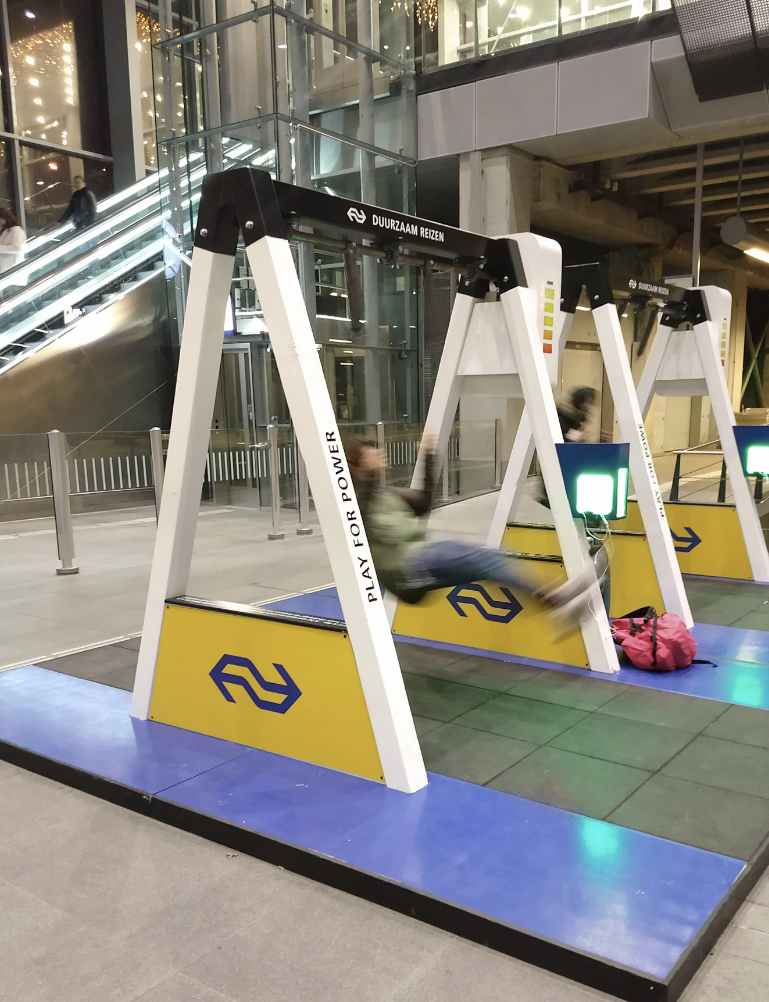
[0,138,269,373]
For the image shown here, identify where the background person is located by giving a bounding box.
[59,175,97,231]
[558,386,598,442]
[0,207,26,275]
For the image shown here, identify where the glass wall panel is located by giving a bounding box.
[136,5,161,171]
[8,0,110,154]
[560,0,652,35]
[425,0,671,67]
[20,146,112,235]
[278,20,416,160]
[0,142,14,213]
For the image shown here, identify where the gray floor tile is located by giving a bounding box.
[419,723,537,785]
[44,643,139,679]
[740,902,769,935]
[749,868,769,906]
[183,880,446,1002]
[0,879,173,1002]
[718,925,769,968]
[662,736,769,800]
[97,664,138,690]
[0,759,20,784]
[508,671,628,711]
[114,636,142,651]
[133,973,237,1001]
[386,937,606,1002]
[0,800,194,912]
[598,686,728,732]
[488,745,650,819]
[703,704,769,750]
[548,713,694,771]
[0,771,99,848]
[679,950,769,1002]
[608,774,769,859]
[404,675,496,721]
[73,842,289,970]
[455,693,588,744]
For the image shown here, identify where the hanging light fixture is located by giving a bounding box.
[381,0,438,31]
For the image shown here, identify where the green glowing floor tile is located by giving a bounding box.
[418,723,537,786]
[662,735,769,800]
[507,671,627,711]
[703,704,769,750]
[549,713,693,771]
[404,676,495,722]
[608,774,769,859]
[598,686,727,732]
[448,657,543,693]
[488,746,650,819]
[454,694,588,745]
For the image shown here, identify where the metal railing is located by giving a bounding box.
[0,418,505,572]
[668,442,769,504]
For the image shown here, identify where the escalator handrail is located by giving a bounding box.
[0,138,258,295]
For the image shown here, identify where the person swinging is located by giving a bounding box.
[346,437,595,623]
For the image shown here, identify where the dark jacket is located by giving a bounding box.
[60,188,97,230]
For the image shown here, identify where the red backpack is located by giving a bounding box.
[611,607,698,671]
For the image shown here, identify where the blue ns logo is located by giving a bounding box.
[209,655,302,714]
[447,584,523,623]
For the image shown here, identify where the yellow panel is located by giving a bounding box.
[611,500,753,580]
[502,524,665,617]
[151,604,384,782]
[393,561,590,668]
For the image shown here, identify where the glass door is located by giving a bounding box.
[209,343,261,505]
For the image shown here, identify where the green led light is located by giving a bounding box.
[576,473,614,516]
[746,445,769,476]
[616,467,628,519]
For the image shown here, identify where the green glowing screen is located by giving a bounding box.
[746,445,769,477]
[616,467,629,519]
[575,473,614,516]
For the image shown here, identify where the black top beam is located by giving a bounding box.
[192,168,495,272]
[272,179,491,264]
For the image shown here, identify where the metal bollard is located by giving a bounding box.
[296,448,313,535]
[149,427,165,523]
[493,417,503,488]
[47,429,79,575]
[267,424,285,540]
[376,420,386,488]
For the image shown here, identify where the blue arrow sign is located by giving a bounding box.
[209,655,301,714]
[670,526,701,553]
[447,584,523,623]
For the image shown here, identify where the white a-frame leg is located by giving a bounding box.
[413,234,619,674]
[487,264,692,626]
[637,285,769,584]
[131,169,427,794]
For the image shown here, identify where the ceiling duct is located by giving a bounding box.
[671,0,765,100]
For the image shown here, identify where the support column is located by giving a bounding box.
[357,0,381,422]
[101,0,145,188]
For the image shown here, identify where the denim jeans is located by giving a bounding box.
[407,540,535,595]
